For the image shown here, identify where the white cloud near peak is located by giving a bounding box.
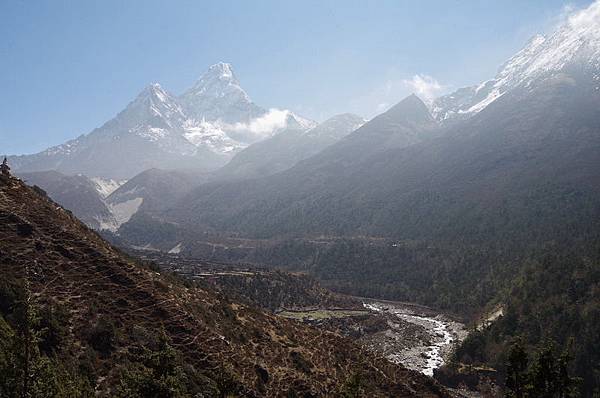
[402,74,445,103]
[567,0,600,33]
[231,108,290,137]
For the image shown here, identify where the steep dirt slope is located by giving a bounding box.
[0,175,447,397]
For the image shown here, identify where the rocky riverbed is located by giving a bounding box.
[362,301,468,376]
[277,299,468,377]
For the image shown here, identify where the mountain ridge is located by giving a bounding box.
[9,63,315,180]
[433,2,600,121]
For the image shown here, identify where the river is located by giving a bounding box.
[363,301,467,376]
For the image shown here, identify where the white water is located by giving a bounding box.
[364,302,456,376]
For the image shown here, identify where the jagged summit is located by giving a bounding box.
[205,61,236,80]
[180,62,263,122]
[124,83,186,127]
[134,82,177,104]
[144,81,166,91]
[186,62,244,95]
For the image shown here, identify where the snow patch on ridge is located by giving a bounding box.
[91,177,126,198]
[183,119,244,153]
[433,1,600,121]
[168,243,183,254]
[132,126,169,142]
[103,197,143,232]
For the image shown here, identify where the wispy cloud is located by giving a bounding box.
[376,102,389,113]
[541,0,600,35]
[552,3,577,27]
[347,72,449,117]
[402,74,445,103]
[231,108,290,137]
[566,0,600,31]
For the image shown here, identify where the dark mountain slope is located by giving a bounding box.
[106,168,208,214]
[345,71,600,240]
[162,94,440,237]
[21,114,361,234]
[18,170,115,230]
[214,114,366,180]
[0,175,446,396]
[159,72,599,241]
[103,114,364,231]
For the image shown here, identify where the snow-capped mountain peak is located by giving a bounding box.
[188,62,245,96]
[288,113,319,130]
[179,62,263,123]
[207,61,236,81]
[11,62,315,179]
[432,1,600,121]
[125,83,186,126]
[146,83,174,103]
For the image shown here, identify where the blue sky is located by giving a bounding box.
[0,0,593,154]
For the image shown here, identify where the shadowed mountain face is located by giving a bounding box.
[11,113,363,233]
[0,175,448,397]
[140,71,599,241]
[105,168,210,220]
[155,94,445,237]
[214,113,366,180]
[17,170,116,230]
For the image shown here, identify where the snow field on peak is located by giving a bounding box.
[433,1,600,121]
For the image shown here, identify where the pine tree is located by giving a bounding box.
[0,264,93,398]
[115,330,189,398]
[504,339,579,398]
[555,343,580,398]
[505,338,528,398]
[528,342,557,398]
[0,266,52,397]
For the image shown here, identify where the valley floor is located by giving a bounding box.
[362,300,467,376]
[131,248,469,381]
[278,299,467,377]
